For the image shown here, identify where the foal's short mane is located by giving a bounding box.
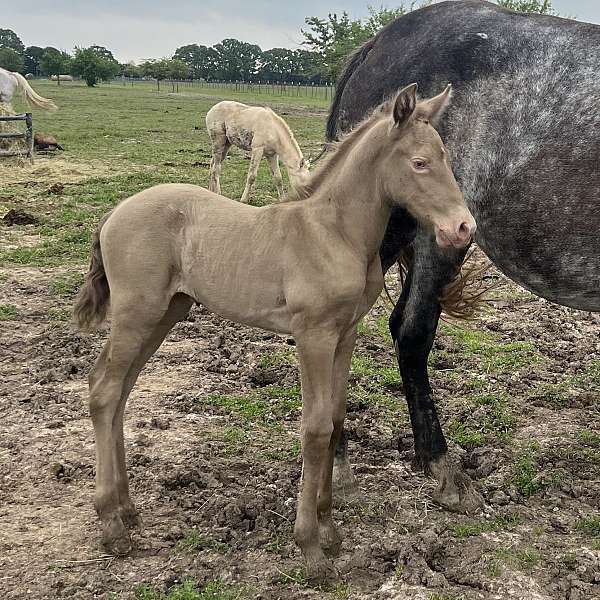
[285,103,389,202]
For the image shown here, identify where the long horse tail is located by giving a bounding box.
[398,246,495,320]
[73,213,112,332]
[326,37,376,141]
[13,72,58,112]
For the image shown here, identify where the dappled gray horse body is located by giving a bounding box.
[328,0,600,509]
[331,0,600,310]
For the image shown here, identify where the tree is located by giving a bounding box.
[496,0,554,12]
[0,47,24,72]
[173,44,218,79]
[24,46,45,75]
[40,47,72,84]
[70,46,119,86]
[212,38,262,81]
[140,58,185,90]
[0,29,24,55]
[88,45,118,62]
[121,62,141,78]
[258,48,297,82]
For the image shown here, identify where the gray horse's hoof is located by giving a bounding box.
[120,505,143,531]
[429,456,484,514]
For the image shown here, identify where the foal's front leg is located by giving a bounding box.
[266,154,285,199]
[317,327,356,557]
[293,325,339,582]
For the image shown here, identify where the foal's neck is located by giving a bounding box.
[310,123,392,262]
[273,122,303,168]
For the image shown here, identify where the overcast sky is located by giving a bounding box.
[5,0,600,64]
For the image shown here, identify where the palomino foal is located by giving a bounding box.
[75,84,475,582]
[206,100,310,203]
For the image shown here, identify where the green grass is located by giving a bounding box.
[439,323,541,372]
[493,546,542,572]
[448,515,520,538]
[579,429,600,446]
[576,516,600,537]
[177,530,230,555]
[447,392,515,449]
[49,272,85,297]
[0,304,17,320]
[135,580,251,600]
[2,80,326,268]
[257,350,295,369]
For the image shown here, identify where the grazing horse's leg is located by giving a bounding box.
[240,147,264,204]
[316,327,356,557]
[389,230,483,513]
[90,293,192,554]
[113,294,194,528]
[266,153,285,199]
[293,325,340,582]
[208,135,230,195]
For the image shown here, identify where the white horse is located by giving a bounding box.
[0,67,58,111]
[206,100,310,203]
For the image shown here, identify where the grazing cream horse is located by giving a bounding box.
[0,67,58,111]
[74,84,475,582]
[206,100,310,203]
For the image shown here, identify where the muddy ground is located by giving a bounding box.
[1,238,599,599]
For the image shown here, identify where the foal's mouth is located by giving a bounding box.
[435,228,473,249]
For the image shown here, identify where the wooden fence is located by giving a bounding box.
[0,113,34,160]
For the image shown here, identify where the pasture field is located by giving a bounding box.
[0,80,599,600]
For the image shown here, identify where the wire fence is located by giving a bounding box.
[116,78,336,100]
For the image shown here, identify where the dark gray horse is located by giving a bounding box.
[330,0,600,511]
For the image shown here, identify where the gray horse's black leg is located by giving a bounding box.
[390,229,483,513]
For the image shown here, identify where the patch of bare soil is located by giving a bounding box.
[0,251,599,599]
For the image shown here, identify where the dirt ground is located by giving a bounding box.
[1,242,598,599]
[0,86,598,599]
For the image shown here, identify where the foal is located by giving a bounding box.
[206,100,310,203]
[75,84,475,582]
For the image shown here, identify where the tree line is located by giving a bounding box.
[0,1,555,87]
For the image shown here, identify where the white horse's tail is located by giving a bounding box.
[13,72,58,112]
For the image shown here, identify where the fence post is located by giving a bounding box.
[25,113,33,162]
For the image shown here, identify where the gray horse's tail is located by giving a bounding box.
[326,37,376,141]
[73,212,112,332]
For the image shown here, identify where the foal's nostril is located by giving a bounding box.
[457,222,473,240]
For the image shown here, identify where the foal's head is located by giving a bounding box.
[379,83,475,248]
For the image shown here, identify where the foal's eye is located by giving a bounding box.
[412,159,428,171]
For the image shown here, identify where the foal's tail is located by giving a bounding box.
[73,212,112,332]
[13,72,58,112]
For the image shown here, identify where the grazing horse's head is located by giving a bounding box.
[381,83,475,248]
[288,156,311,190]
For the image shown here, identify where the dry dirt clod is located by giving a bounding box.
[3,208,39,226]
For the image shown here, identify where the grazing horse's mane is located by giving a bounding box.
[265,107,304,160]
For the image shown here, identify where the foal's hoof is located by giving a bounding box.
[319,523,342,557]
[332,458,359,502]
[101,515,132,556]
[305,556,338,586]
[430,459,484,515]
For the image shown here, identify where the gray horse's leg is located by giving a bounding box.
[389,230,483,513]
[240,146,264,203]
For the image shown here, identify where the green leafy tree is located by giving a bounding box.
[0,47,24,72]
[23,46,45,75]
[0,29,24,55]
[71,46,119,86]
[173,43,218,79]
[121,62,141,78]
[88,45,118,62]
[40,47,72,84]
[258,48,297,82]
[140,58,186,89]
[496,0,554,12]
[212,38,262,81]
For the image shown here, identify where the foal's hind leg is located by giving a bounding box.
[113,294,194,529]
[90,294,192,554]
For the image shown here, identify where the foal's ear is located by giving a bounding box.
[418,84,453,126]
[392,83,418,128]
